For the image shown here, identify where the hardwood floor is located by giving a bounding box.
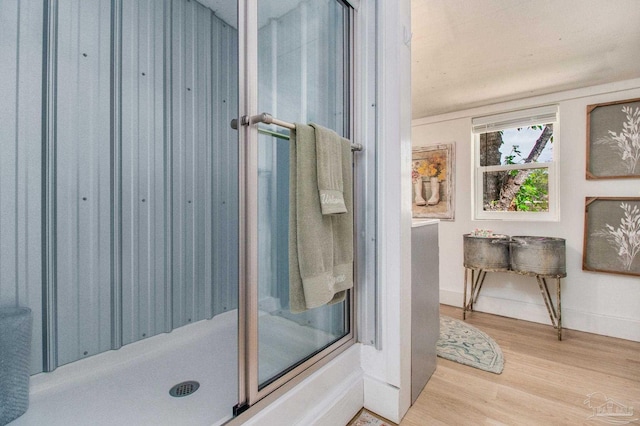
[400,305,640,425]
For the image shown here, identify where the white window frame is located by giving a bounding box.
[472,105,560,221]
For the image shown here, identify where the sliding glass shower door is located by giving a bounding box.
[238,0,354,406]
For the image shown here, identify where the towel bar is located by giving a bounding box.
[230,113,364,152]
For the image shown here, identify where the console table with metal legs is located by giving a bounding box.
[463,267,566,340]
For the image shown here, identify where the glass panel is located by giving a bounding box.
[14,0,240,423]
[256,0,350,387]
[480,124,554,166]
[479,123,553,214]
[49,0,239,363]
[482,167,550,212]
[118,0,239,375]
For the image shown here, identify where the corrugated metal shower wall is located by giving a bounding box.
[0,0,238,374]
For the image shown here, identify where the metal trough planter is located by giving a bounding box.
[510,236,566,275]
[463,234,511,270]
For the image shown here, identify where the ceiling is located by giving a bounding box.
[199,0,301,29]
[411,0,640,119]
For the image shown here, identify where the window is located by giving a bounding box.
[472,105,559,221]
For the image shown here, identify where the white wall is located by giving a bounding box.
[412,78,640,342]
[360,0,413,423]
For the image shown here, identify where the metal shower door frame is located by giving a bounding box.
[235,0,357,414]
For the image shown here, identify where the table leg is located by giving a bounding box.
[536,275,562,341]
[463,268,487,320]
[463,268,468,320]
[472,270,487,308]
[557,277,562,341]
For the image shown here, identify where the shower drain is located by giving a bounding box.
[169,380,200,397]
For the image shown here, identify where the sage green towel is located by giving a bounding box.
[310,123,348,215]
[289,124,354,313]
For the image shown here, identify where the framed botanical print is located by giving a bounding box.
[412,143,455,220]
[583,197,640,277]
[586,98,640,179]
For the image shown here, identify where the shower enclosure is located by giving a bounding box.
[1,0,355,423]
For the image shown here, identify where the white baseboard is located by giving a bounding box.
[439,289,463,308]
[363,375,402,423]
[300,371,363,426]
[440,289,640,342]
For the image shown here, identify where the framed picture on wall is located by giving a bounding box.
[412,143,455,220]
[583,197,640,277]
[586,97,640,179]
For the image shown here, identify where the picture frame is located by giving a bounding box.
[583,197,640,277]
[412,143,455,220]
[586,97,640,179]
